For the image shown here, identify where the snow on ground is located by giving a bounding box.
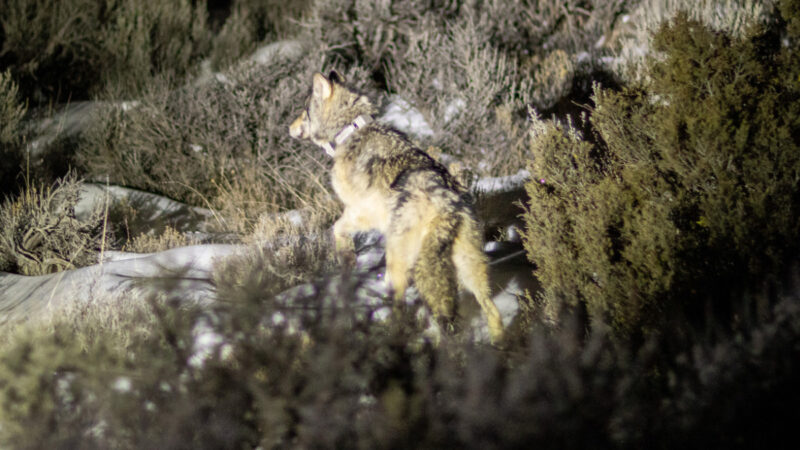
[27,101,139,158]
[248,40,304,66]
[0,244,238,323]
[196,39,305,86]
[379,96,434,138]
[473,169,530,194]
[377,95,469,139]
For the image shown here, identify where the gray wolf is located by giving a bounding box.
[289,71,503,342]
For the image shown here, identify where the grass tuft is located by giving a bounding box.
[0,172,110,275]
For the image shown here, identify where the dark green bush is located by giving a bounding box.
[523,6,800,338]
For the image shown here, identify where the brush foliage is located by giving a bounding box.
[1,247,800,448]
[0,70,25,196]
[523,6,800,338]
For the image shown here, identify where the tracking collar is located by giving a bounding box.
[321,115,371,157]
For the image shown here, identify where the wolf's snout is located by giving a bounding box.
[289,114,304,138]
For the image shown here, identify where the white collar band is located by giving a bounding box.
[323,115,371,157]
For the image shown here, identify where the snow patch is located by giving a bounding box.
[380,96,434,138]
[189,318,227,368]
[27,101,137,157]
[112,377,132,393]
[249,40,304,65]
[472,169,530,194]
[443,98,466,124]
[2,171,540,343]
[0,244,239,323]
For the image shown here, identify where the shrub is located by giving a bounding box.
[0,0,213,103]
[2,262,800,448]
[613,0,774,81]
[300,0,626,177]
[0,71,25,146]
[95,0,212,96]
[0,173,110,275]
[208,0,313,69]
[79,55,324,230]
[0,0,102,102]
[385,11,535,176]
[0,70,25,196]
[302,0,462,74]
[523,5,800,339]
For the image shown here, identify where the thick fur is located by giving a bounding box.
[290,71,503,342]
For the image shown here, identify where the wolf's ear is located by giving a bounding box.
[312,72,332,99]
[328,70,345,84]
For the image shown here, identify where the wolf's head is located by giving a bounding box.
[289,71,375,151]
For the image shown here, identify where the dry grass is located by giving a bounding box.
[0,70,26,146]
[0,173,109,275]
[123,226,200,254]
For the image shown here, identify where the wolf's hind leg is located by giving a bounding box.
[453,218,504,343]
[385,232,421,305]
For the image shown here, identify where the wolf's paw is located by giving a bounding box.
[488,321,505,346]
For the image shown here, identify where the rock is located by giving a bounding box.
[76,183,215,235]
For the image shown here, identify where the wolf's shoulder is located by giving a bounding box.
[353,123,415,154]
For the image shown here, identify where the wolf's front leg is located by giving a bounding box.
[333,213,358,268]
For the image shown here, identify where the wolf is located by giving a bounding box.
[289,71,504,343]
